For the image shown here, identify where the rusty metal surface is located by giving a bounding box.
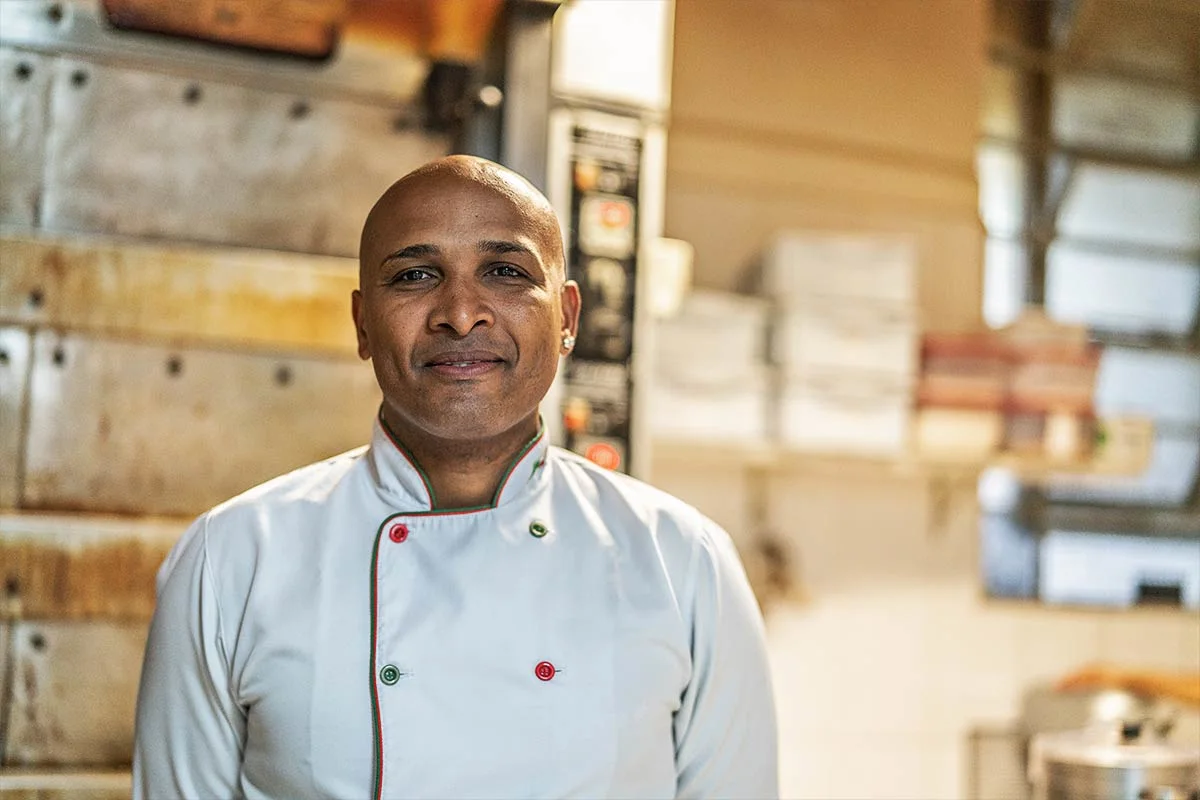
[0,48,52,226]
[4,620,146,766]
[23,330,380,516]
[0,0,427,107]
[0,328,33,510]
[0,233,359,355]
[40,56,446,255]
[0,769,131,799]
[0,513,186,622]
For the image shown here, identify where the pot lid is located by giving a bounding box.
[1036,728,1200,769]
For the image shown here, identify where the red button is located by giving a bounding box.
[584,442,620,470]
[534,661,556,681]
[388,523,408,543]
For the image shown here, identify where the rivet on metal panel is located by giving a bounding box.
[27,288,44,309]
[290,100,311,120]
[29,631,46,651]
[166,355,183,377]
[70,68,88,88]
[183,83,203,105]
[275,364,292,387]
[14,62,33,82]
[46,3,64,24]
[51,346,65,367]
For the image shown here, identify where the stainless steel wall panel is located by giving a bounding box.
[0,48,52,225]
[23,331,380,516]
[0,621,10,754]
[0,328,33,509]
[0,513,186,622]
[4,620,146,766]
[0,0,427,107]
[41,58,446,255]
[0,233,359,354]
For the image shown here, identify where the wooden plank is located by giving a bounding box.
[0,514,186,622]
[22,330,380,516]
[0,328,32,509]
[0,232,359,355]
[3,621,146,766]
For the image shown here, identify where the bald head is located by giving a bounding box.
[359,156,565,285]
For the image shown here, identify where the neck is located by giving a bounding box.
[380,407,541,510]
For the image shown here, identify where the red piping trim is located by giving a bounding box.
[369,518,387,800]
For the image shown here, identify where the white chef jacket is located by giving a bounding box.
[133,415,778,800]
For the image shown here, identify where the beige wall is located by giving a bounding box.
[666,0,987,332]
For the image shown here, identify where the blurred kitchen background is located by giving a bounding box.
[0,0,1198,797]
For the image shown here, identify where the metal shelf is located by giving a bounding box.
[1088,329,1200,357]
[982,135,1200,179]
[1037,501,1200,539]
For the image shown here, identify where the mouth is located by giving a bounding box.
[423,350,506,378]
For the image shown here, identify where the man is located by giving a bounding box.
[133,156,778,799]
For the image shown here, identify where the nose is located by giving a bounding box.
[428,273,494,337]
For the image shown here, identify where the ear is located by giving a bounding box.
[351,289,371,360]
[560,279,581,341]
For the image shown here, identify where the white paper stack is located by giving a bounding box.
[757,232,920,456]
[648,290,771,443]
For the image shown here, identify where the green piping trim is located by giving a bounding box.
[378,410,438,508]
[489,422,545,507]
[369,517,386,800]
[376,409,545,513]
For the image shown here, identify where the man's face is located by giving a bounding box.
[353,175,580,443]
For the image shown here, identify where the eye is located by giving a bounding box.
[488,263,526,279]
[389,267,436,284]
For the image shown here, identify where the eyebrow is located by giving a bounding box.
[478,240,536,259]
[380,240,537,265]
[381,243,440,264]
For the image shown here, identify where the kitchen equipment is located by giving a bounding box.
[1030,721,1199,800]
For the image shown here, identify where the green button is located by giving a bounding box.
[379,664,401,685]
[529,520,549,538]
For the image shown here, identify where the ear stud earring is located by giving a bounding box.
[562,333,576,352]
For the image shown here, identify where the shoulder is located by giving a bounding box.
[159,446,367,582]
[211,445,367,520]
[546,445,735,564]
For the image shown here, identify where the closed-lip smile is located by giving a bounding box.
[423,349,506,377]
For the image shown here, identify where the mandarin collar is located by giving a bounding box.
[366,413,549,512]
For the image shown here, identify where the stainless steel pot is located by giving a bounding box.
[1031,723,1199,800]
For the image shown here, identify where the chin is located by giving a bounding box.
[405,401,535,444]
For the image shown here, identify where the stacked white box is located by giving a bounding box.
[756,233,917,306]
[759,232,919,457]
[648,290,771,443]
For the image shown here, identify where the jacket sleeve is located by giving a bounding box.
[133,514,246,799]
[674,519,779,799]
